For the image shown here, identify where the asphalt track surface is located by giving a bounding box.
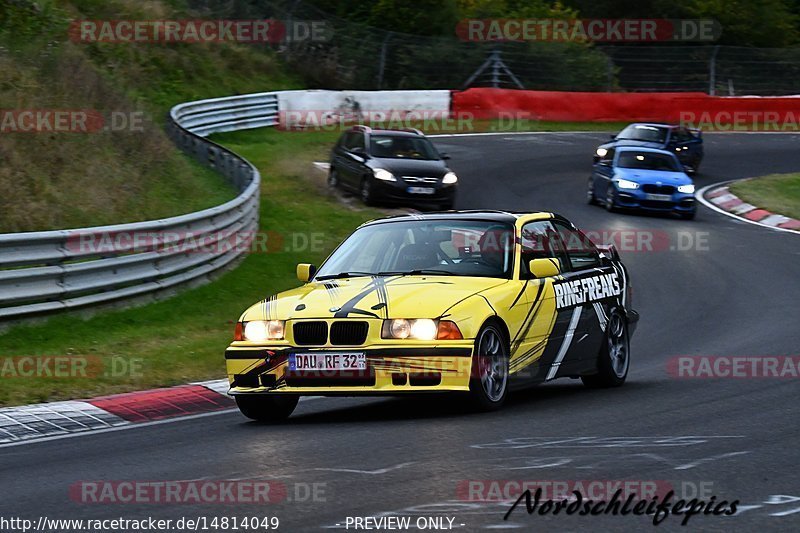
[1,132,799,532]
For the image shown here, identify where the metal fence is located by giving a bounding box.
[238,0,800,96]
[0,94,278,321]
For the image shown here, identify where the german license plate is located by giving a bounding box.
[645,193,672,201]
[289,352,366,371]
[407,186,435,195]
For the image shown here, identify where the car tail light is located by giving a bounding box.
[233,322,243,341]
[437,320,463,340]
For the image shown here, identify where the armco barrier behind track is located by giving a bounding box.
[0,94,277,321]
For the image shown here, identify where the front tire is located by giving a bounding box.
[235,394,299,422]
[327,167,339,189]
[582,310,629,388]
[468,323,509,411]
[679,210,696,220]
[360,177,376,206]
[587,178,597,205]
[605,184,617,212]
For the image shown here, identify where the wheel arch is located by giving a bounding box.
[479,315,511,349]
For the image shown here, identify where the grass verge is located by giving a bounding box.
[729,173,800,220]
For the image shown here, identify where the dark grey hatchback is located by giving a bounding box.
[328,126,458,210]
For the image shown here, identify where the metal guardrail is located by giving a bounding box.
[0,93,279,321]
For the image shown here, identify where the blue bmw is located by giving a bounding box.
[587,147,696,220]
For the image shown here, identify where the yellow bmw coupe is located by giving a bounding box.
[226,211,638,421]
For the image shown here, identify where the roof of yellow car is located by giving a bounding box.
[361,210,556,227]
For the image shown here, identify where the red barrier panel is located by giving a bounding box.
[452,88,800,129]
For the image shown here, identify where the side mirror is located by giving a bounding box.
[351,147,367,158]
[529,258,560,279]
[609,134,616,140]
[439,152,451,160]
[296,263,316,282]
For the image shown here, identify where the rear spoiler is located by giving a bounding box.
[597,244,620,262]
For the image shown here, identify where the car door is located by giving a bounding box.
[508,220,575,384]
[332,132,354,188]
[550,220,617,375]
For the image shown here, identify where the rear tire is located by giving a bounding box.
[468,322,509,411]
[582,310,629,388]
[235,394,299,422]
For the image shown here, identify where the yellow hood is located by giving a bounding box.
[241,275,508,321]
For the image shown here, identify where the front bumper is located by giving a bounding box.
[615,189,696,214]
[226,344,474,395]
[371,179,457,206]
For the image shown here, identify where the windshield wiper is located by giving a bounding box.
[315,271,374,280]
[376,269,455,276]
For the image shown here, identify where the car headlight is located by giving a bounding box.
[677,184,695,194]
[373,168,395,181]
[381,319,462,340]
[243,320,285,342]
[596,147,608,157]
[442,171,458,185]
[616,178,640,190]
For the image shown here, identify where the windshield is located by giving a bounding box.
[617,151,680,171]
[369,135,439,160]
[315,220,515,280]
[616,125,668,143]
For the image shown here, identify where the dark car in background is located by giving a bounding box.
[594,123,704,174]
[328,126,458,210]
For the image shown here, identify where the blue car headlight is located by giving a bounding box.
[616,178,640,190]
[677,184,695,194]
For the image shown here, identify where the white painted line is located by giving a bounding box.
[314,461,416,475]
[696,181,800,235]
